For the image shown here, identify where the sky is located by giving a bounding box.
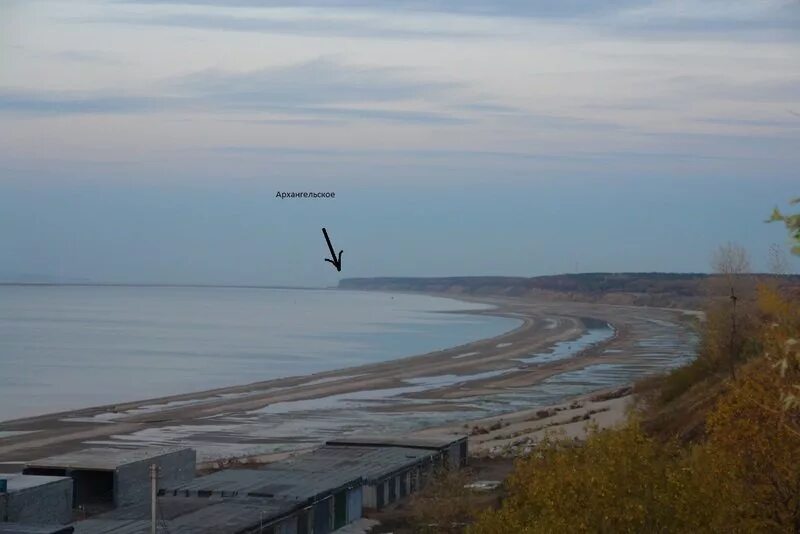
[0,0,798,286]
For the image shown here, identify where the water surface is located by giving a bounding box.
[0,286,519,421]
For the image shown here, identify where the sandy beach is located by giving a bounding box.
[0,294,697,470]
[417,386,635,457]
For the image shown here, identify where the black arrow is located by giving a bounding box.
[322,228,343,272]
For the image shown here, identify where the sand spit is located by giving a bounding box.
[0,296,697,467]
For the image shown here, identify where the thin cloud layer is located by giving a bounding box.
[101,12,490,40]
[0,58,471,123]
[2,0,799,286]
[0,90,169,114]
[117,0,646,19]
[113,0,800,40]
[1,0,798,181]
[173,58,459,106]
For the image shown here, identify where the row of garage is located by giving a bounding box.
[1,434,468,533]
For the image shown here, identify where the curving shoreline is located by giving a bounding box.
[0,296,527,427]
[0,294,698,467]
[0,286,520,423]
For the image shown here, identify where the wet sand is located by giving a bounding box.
[0,295,698,469]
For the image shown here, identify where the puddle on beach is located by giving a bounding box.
[245,369,517,416]
[249,387,429,415]
[404,369,516,388]
[516,320,615,365]
[61,391,258,424]
[84,315,698,461]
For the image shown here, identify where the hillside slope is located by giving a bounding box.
[340,273,800,308]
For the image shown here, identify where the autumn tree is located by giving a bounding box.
[768,243,792,275]
[711,242,752,378]
[469,423,702,534]
[769,198,800,255]
[466,203,800,534]
[697,285,800,532]
[469,286,800,534]
[712,242,752,283]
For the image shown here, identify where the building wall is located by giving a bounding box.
[400,472,409,498]
[446,442,464,469]
[272,515,298,534]
[387,477,396,504]
[362,485,377,510]
[379,480,388,509]
[346,486,362,522]
[453,439,468,467]
[364,466,424,511]
[312,496,331,534]
[115,448,196,508]
[296,507,311,534]
[4,478,73,525]
[410,468,420,493]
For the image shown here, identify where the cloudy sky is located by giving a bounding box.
[0,0,798,285]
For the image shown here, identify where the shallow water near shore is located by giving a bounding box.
[75,313,697,462]
[0,285,521,421]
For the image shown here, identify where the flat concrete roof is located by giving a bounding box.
[1,473,72,493]
[71,519,149,534]
[279,445,437,483]
[163,444,432,501]
[72,497,299,534]
[163,466,360,502]
[0,526,74,534]
[25,447,192,471]
[326,434,467,450]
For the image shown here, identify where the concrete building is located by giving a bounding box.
[56,435,469,532]
[0,474,73,525]
[23,447,195,509]
[256,456,365,530]
[287,445,439,511]
[0,525,74,534]
[71,496,299,534]
[326,434,469,469]
[161,466,362,534]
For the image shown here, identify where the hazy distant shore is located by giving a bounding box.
[0,293,697,467]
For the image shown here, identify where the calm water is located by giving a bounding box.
[0,286,519,421]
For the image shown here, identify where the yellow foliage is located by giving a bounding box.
[470,285,800,534]
[703,357,800,532]
[469,423,696,534]
[756,285,800,396]
[699,286,800,530]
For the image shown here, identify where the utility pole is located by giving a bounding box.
[150,464,159,534]
[729,286,738,380]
